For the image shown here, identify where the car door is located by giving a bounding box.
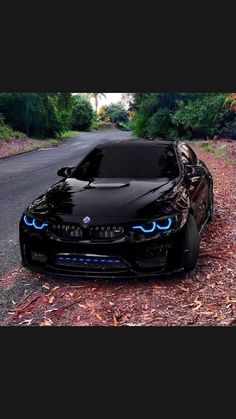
[178,142,209,228]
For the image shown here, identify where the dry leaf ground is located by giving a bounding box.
[0,141,235,326]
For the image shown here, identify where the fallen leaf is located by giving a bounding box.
[48,296,55,304]
[52,286,60,291]
[42,285,50,290]
[177,285,189,292]
[19,319,33,326]
[193,297,202,311]
[40,318,53,326]
[200,311,216,316]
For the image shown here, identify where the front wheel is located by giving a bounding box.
[180,214,200,273]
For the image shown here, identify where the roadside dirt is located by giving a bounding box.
[0,136,59,159]
[0,141,235,326]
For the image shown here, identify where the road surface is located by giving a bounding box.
[0,128,136,276]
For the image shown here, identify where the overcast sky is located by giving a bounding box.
[73,93,126,109]
[91,93,122,109]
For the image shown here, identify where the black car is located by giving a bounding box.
[19,140,213,278]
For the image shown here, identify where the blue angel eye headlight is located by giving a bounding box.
[156,218,172,230]
[23,215,48,230]
[132,221,157,233]
[132,217,172,233]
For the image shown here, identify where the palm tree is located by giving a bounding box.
[89,93,106,112]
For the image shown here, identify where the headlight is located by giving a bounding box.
[130,213,188,241]
[132,217,172,233]
[23,215,48,230]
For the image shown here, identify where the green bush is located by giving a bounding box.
[91,120,112,130]
[102,103,129,124]
[132,93,183,138]
[173,94,230,138]
[0,114,13,139]
[130,93,236,140]
[0,93,68,138]
[116,122,131,131]
[146,109,177,139]
[133,114,149,137]
[71,95,93,131]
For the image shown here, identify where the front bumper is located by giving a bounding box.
[20,223,184,278]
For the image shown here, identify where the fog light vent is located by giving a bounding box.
[30,251,48,263]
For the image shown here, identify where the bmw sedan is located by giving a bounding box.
[19,140,213,278]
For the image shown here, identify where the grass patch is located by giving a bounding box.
[60,130,83,140]
[200,142,228,158]
[190,140,235,165]
[201,143,215,153]
[116,122,131,131]
[91,121,113,130]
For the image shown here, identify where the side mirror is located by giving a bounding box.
[57,166,74,178]
[185,165,207,179]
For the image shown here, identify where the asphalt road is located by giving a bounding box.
[0,128,136,276]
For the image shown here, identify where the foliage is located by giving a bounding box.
[101,102,129,124]
[173,94,230,138]
[0,93,72,138]
[226,93,236,110]
[0,113,13,139]
[132,93,188,138]
[60,131,82,139]
[71,95,94,131]
[116,122,132,131]
[129,93,236,139]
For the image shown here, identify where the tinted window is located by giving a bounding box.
[72,144,179,180]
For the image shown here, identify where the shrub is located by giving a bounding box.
[130,93,236,140]
[0,93,66,138]
[146,109,178,139]
[173,94,231,138]
[102,103,129,124]
[132,93,183,138]
[71,95,93,131]
[0,114,13,139]
[133,113,149,137]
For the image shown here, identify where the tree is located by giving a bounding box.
[0,93,73,138]
[0,113,13,139]
[102,102,129,124]
[173,94,230,138]
[89,93,106,112]
[130,93,236,139]
[71,94,93,130]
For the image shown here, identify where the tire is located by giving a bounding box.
[180,214,200,273]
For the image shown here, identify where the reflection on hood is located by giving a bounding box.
[27,176,186,223]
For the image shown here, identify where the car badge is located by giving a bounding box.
[81,216,91,225]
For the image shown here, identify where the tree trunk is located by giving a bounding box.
[95,95,98,113]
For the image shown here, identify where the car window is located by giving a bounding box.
[72,144,180,180]
[178,143,197,165]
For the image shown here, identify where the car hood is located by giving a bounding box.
[29,177,182,223]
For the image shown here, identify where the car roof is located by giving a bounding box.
[96,139,177,149]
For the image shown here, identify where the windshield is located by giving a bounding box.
[72,143,179,180]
